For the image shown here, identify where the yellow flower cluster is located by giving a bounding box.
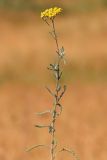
[41,7,62,19]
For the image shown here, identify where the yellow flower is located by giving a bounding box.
[41,7,62,19]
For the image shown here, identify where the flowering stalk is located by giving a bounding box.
[43,9,66,160]
[26,6,80,160]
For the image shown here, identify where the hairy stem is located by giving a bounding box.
[50,19,61,160]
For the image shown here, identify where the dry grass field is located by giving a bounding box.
[0,7,107,160]
[0,83,107,160]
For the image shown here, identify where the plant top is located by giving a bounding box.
[41,7,62,19]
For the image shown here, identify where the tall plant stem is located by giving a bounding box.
[50,19,61,160]
[52,19,60,54]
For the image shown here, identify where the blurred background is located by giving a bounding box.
[0,0,107,160]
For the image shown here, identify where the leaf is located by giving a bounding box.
[56,84,61,92]
[26,144,49,152]
[54,64,58,71]
[59,47,67,64]
[58,85,67,101]
[54,72,58,79]
[49,31,55,39]
[59,71,63,79]
[59,46,65,58]
[36,110,51,116]
[59,147,80,160]
[49,64,58,71]
[49,125,55,133]
[35,125,49,128]
[46,86,55,97]
[56,103,63,115]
